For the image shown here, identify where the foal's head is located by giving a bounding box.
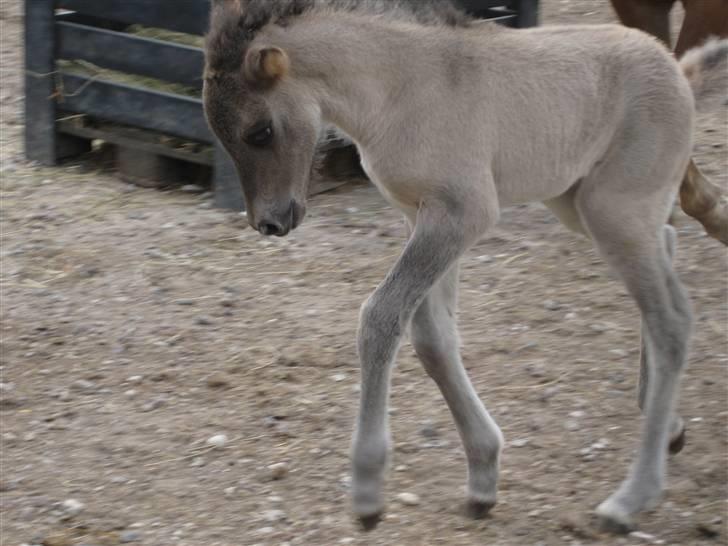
[203,0,321,236]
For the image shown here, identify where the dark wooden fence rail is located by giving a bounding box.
[25,0,539,211]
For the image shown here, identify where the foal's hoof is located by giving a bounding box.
[465,499,496,520]
[358,512,383,532]
[595,500,635,535]
[669,426,686,455]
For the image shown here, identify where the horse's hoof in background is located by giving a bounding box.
[465,499,495,520]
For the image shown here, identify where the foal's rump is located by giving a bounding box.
[485,25,692,207]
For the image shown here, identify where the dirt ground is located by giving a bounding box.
[1,1,726,545]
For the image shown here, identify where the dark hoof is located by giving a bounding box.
[465,499,495,520]
[597,515,634,535]
[358,512,382,531]
[669,427,686,454]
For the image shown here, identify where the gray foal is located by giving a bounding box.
[202,0,728,534]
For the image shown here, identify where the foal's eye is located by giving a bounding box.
[245,123,273,147]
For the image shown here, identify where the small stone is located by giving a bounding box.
[175,299,195,306]
[268,462,289,480]
[180,184,204,193]
[569,410,586,418]
[190,457,205,467]
[206,434,228,449]
[543,300,562,311]
[71,379,95,392]
[396,492,421,506]
[142,398,166,412]
[127,375,143,384]
[0,382,14,393]
[61,498,84,517]
[511,438,530,448]
[57,390,72,402]
[476,254,493,263]
[224,486,236,497]
[255,527,274,536]
[262,509,286,523]
[628,531,661,543]
[539,385,560,402]
[124,389,138,399]
[564,420,580,432]
[194,315,213,326]
[205,373,231,389]
[331,373,347,382]
[419,422,438,439]
[120,530,141,543]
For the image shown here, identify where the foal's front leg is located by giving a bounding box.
[351,192,497,529]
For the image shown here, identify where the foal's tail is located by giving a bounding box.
[678,39,728,245]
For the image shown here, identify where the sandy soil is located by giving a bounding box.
[1,1,726,545]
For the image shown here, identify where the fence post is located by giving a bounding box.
[25,0,58,164]
[513,0,539,28]
[213,143,245,211]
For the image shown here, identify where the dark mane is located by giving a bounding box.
[205,0,474,74]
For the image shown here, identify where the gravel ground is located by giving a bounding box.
[1,1,726,545]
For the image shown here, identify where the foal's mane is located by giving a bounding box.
[205,0,475,73]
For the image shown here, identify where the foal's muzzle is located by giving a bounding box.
[256,200,304,237]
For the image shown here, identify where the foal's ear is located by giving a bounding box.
[244,46,290,85]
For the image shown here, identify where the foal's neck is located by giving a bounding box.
[274,15,453,146]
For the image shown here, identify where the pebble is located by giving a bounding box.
[127,375,143,384]
[206,434,228,449]
[628,531,664,544]
[564,420,580,431]
[57,390,72,402]
[180,184,204,193]
[71,379,95,392]
[268,462,289,480]
[205,373,231,389]
[124,389,138,399]
[190,457,205,467]
[61,498,85,517]
[419,422,438,439]
[142,398,166,412]
[0,382,13,392]
[194,315,213,326]
[262,509,286,523]
[396,492,421,506]
[120,530,142,543]
[331,373,347,382]
[543,300,562,311]
[224,486,236,497]
[511,438,530,448]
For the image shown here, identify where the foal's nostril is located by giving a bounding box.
[259,222,283,236]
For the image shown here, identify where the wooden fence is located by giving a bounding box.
[25,0,539,210]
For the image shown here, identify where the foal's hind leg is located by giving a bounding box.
[411,264,503,518]
[638,225,686,454]
[576,177,694,532]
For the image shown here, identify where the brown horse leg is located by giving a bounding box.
[675,0,728,57]
[611,0,677,47]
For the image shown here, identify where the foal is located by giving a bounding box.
[203,0,728,533]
